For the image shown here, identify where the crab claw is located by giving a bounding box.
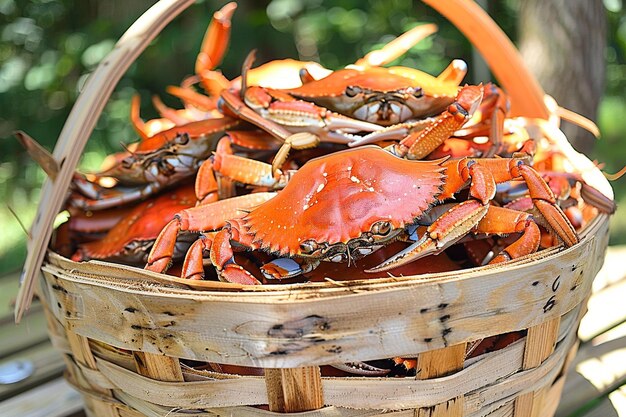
[349,85,483,157]
[220,264,261,285]
[260,258,320,280]
[367,200,488,273]
[330,362,391,376]
[515,164,578,247]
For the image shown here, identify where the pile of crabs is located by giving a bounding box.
[52,2,617,377]
[56,3,616,287]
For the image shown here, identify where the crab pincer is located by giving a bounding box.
[145,146,579,283]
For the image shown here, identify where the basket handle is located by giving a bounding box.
[15,0,196,322]
[422,0,613,199]
[421,0,550,119]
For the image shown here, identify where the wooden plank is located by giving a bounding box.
[0,270,20,320]
[265,367,324,412]
[514,318,560,417]
[590,245,626,293]
[556,321,626,417]
[0,303,49,360]
[0,342,65,401]
[0,377,83,417]
[579,271,626,342]
[133,351,183,382]
[572,385,626,417]
[416,343,466,417]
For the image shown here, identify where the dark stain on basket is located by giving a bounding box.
[268,315,330,339]
[131,324,151,330]
[326,345,342,354]
[51,283,68,294]
[266,315,332,355]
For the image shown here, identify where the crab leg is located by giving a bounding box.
[454,84,509,158]
[235,86,383,142]
[477,207,541,264]
[195,2,237,93]
[368,158,578,272]
[349,85,483,158]
[166,85,218,112]
[145,193,275,275]
[353,23,438,68]
[182,218,263,284]
[437,59,468,84]
[130,94,152,141]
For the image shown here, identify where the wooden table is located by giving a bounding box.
[1,247,625,417]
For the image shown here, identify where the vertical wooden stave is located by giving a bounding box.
[265,366,324,413]
[513,318,561,417]
[415,343,467,417]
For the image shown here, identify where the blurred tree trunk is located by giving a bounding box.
[518,0,606,154]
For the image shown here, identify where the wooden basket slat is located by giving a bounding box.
[58,326,574,416]
[38,214,607,369]
[415,342,467,416]
[513,317,561,416]
[57,320,573,412]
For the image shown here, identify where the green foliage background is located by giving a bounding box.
[0,0,624,275]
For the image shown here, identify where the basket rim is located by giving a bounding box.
[39,213,608,367]
[44,213,608,296]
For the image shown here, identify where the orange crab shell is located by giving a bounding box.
[242,146,446,256]
[75,185,196,260]
[286,67,459,119]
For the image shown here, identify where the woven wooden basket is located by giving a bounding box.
[19,1,614,416]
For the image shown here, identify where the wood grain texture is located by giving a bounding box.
[132,352,183,382]
[39,215,608,368]
[514,318,561,417]
[416,344,466,416]
[0,378,83,417]
[56,320,577,411]
[265,367,324,412]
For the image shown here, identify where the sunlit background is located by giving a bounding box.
[0,0,625,274]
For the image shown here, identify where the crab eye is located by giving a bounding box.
[345,85,362,98]
[412,87,424,98]
[371,221,392,236]
[329,253,347,263]
[175,133,190,145]
[299,239,319,254]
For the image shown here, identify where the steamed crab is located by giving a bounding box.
[145,146,578,284]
